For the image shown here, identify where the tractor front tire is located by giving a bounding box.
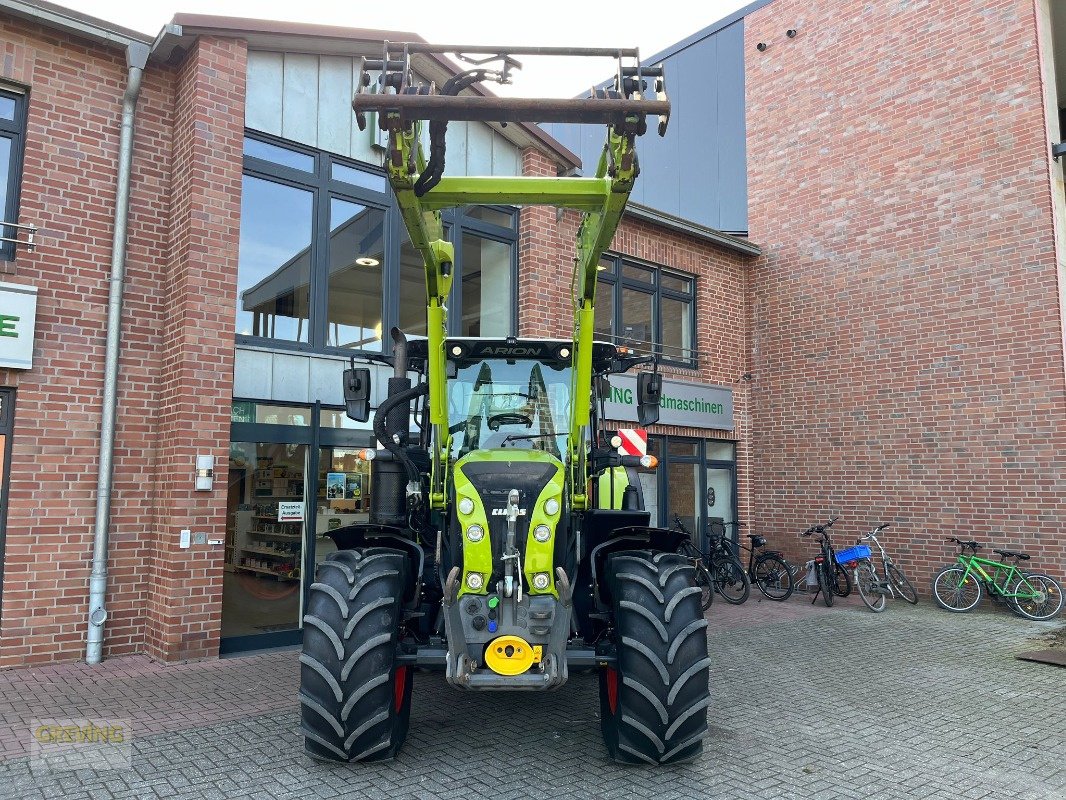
[600,550,711,765]
[299,547,412,762]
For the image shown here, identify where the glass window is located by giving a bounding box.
[249,403,312,426]
[661,295,693,362]
[320,408,375,431]
[236,176,313,342]
[594,283,614,340]
[243,137,314,171]
[620,287,654,349]
[466,206,513,228]
[327,199,384,350]
[706,441,735,461]
[0,90,25,262]
[666,460,701,535]
[668,439,700,458]
[399,239,429,337]
[332,162,387,193]
[460,234,512,337]
[596,254,697,366]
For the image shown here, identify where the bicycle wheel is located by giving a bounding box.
[753,553,795,601]
[887,562,919,604]
[932,566,982,612]
[817,562,834,607]
[832,563,852,597]
[854,561,886,612]
[693,562,714,611]
[1010,573,1064,621]
[713,559,750,605]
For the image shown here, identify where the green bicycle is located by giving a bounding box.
[932,537,1063,621]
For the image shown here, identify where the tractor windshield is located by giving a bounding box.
[448,358,572,460]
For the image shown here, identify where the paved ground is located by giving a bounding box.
[1,593,1063,799]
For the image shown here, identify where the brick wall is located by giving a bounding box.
[143,36,245,662]
[0,18,175,666]
[745,0,1066,587]
[519,149,755,522]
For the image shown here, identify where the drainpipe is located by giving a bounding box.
[86,41,151,665]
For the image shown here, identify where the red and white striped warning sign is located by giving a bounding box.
[616,428,648,456]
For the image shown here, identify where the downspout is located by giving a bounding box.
[86,40,151,665]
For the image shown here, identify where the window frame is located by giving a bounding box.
[0,88,28,262]
[596,251,697,368]
[238,131,519,354]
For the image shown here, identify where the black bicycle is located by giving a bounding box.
[676,527,714,611]
[676,517,750,605]
[732,524,796,601]
[801,517,852,606]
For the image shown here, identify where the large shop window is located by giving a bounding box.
[595,254,696,367]
[237,132,517,353]
[0,89,27,262]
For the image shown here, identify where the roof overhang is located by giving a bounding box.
[0,0,149,50]
[624,203,760,257]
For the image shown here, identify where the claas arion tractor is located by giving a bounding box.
[298,42,711,765]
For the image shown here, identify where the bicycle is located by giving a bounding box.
[675,517,750,606]
[833,540,884,612]
[858,523,918,606]
[800,517,852,606]
[933,538,1063,620]
[676,531,714,611]
[732,523,796,601]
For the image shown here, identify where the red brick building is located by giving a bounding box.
[0,0,1062,666]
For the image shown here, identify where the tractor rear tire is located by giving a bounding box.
[299,547,412,762]
[599,550,711,765]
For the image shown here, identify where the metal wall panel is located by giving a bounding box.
[233,348,273,399]
[246,51,522,175]
[541,16,750,234]
[235,348,397,407]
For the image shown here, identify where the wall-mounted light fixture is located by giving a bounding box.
[195,454,214,491]
[786,29,797,38]
[1053,142,1066,161]
[756,42,768,52]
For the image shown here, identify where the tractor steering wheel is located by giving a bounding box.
[487,412,533,431]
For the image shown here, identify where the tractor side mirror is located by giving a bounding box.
[343,367,372,422]
[636,371,661,426]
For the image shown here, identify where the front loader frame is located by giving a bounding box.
[352,43,669,512]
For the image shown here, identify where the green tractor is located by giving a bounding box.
[299,43,711,765]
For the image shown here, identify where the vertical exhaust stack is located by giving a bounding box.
[369,328,416,527]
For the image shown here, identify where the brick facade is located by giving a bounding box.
[745,0,1066,585]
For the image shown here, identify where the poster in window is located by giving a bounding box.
[326,472,346,500]
[345,473,362,500]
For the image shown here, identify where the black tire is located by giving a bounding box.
[753,553,795,601]
[299,548,412,762]
[817,561,834,607]
[886,563,919,604]
[693,563,713,611]
[854,561,886,612]
[932,565,982,613]
[712,558,750,605]
[832,563,852,597]
[599,550,711,765]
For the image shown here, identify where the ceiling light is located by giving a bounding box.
[355,257,380,267]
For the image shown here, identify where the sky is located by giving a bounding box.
[59,0,752,97]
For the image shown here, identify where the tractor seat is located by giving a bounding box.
[994,548,1031,561]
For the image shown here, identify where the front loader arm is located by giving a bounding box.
[355,43,668,510]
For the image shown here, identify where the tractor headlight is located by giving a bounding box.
[532,573,551,590]
[533,524,551,543]
[544,498,560,516]
[467,524,485,543]
[458,497,474,515]
[466,573,484,590]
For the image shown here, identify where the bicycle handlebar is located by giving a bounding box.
[947,536,982,552]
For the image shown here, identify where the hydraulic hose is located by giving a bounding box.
[373,382,429,486]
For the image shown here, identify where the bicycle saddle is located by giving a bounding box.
[746,534,766,547]
[994,548,1030,561]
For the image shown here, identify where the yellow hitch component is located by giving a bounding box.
[484,635,541,675]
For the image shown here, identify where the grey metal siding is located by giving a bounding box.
[543,16,751,234]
